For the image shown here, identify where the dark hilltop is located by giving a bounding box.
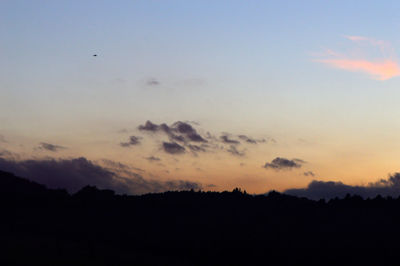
[2,169,400,265]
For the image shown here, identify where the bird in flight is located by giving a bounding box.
[93,54,97,57]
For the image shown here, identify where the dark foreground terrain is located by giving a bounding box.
[2,169,400,265]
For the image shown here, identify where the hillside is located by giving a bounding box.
[2,170,400,265]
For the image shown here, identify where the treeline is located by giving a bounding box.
[2,170,400,265]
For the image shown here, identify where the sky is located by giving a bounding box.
[2,1,400,196]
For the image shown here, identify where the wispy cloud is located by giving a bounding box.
[317,59,400,80]
[345,35,369,42]
[146,78,160,86]
[220,134,240,145]
[37,142,66,152]
[303,171,315,177]
[145,156,161,162]
[344,35,387,50]
[227,145,246,157]
[315,36,400,80]
[120,136,141,147]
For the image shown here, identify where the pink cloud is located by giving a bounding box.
[345,35,387,50]
[345,35,369,42]
[315,36,399,80]
[317,59,400,80]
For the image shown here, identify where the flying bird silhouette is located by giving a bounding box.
[93,54,97,57]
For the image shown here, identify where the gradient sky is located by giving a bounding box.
[2,1,400,194]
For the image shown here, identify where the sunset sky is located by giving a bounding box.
[2,1,400,195]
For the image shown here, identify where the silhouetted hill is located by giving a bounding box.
[0,169,47,195]
[2,170,400,265]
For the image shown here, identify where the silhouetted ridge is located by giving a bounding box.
[74,185,116,201]
[3,170,400,265]
[0,169,49,197]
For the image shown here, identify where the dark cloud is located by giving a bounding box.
[263,157,303,170]
[120,136,141,147]
[38,142,66,152]
[100,159,145,173]
[220,135,240,145]
[0,156,201,194]
[145,156,161,162]
[172,121,206,142]
[138,120,159,132]
[159,123,172,134]
[227,145,245,157]
[137,120,273,156]
[238,135,266,144]
[162,142,185,155]
[138,120,206,144]
[146,78,160,86]
[187,144,206,153]
[0,150,13,157]
[0,157,123,193]
[285,173,400,200]
[170,134,185,142]
[304,171,315,177]
[238,135,257,144]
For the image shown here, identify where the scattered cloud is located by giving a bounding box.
[315,36,400,80]
[238,135,266,144]
[162,142,185,155]
[220,135,240,144]
[37,142,66,152]
[303,171,315,177]
[145,156,161,162]
[187,144,206,153]
[138,120,206,143]
[227,145,245,157]
[285,173,400,200]
[146,78,160,86]
[263,157,304,170]
[0,156,201,194]
[138,120,159,132]
[120,136,141,147]
[238,135,256,144]
[137,120,269,157]
[172,121,206,142]
[100,159,145,173]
